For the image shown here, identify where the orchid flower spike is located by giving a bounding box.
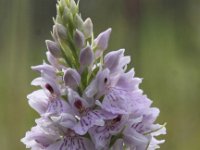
[21,0,166,150]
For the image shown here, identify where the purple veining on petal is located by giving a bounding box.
[102,89,132,114]
[89,126,111,150]
[73,109,105,135]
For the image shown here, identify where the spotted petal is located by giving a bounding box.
[45,99,71,116]
[89,126,111,150]
[102,89,132,114]
[74,110,105,135]
[46,137,95,150]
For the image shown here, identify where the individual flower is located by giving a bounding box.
[21,114,95,150]
[67,88,105,135]
[89,115,127,149]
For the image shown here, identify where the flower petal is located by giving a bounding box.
[94,28,112,51]
[74,110,105,135]
[46,137,94,150]
[123,128,149,149]
[112,139,124,150]
[116,69,142,91]
[27,90,48,114]
[102,89,131,114]
[104,49,124,73]
[21,125,58,149]
[31,63,56,77]
[68,88,89,112]
[89,126,111,150]
[45,99,70,115]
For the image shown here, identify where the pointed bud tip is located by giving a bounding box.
[83,18,93,39]
[106,28,112,34]
[75,14,84,29]
[95,28,112,52]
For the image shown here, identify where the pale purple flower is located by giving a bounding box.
[21,125,58,149]
[28,82,70,116]
[89,115,127,150]
[86,65,150,115]
[21,114,95,150]
[67,89,106,135]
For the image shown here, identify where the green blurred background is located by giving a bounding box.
[0,0,200,149]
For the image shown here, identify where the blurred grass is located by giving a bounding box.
[0,0,200,149]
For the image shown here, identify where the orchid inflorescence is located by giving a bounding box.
[21,0,166,149]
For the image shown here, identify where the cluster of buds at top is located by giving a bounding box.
[21,0,166,150]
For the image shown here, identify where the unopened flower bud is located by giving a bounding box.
[53,23,67,40]
[79,46,94,66]
[63,6,73,24]
[52,24,58,41]
[45,40,61,58]
[94,28,112,51]
[75,14,84,29]
[55,15,62,25]
[74,29,85,48]
[104,49,124,72]
[83,18,93,39]
[64,68,81,89]
[69,0,78,14]
[60,0,67,6]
